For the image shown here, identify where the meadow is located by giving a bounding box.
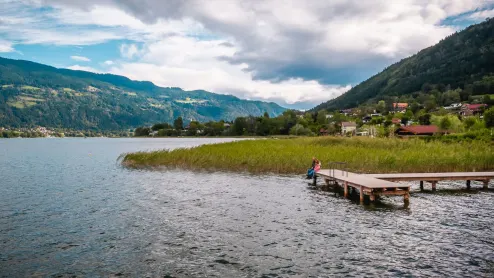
[122,137,494,174]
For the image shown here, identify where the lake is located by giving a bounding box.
[0,138,493,277]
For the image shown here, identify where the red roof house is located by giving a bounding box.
[392,118,401,124]
[395,125,442,136]
[393,103,408,111]
[460,104,487,116]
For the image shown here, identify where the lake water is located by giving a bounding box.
[0,138,493,277]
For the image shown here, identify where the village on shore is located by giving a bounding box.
[133,99,493,141]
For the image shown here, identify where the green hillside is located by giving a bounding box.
[313,18,494,111]
[0,57,285,130]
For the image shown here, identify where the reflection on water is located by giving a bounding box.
[0,138,493,277]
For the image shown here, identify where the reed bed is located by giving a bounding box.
[122,137,494,174]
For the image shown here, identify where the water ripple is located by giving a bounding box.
[0,138,493,277]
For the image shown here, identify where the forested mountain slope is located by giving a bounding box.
[313,18,494,111]
[0,57,285,130]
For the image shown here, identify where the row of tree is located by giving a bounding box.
[135,105,494,138]
[135,111,330,137]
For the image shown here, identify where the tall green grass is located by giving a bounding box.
[122,137,494,174]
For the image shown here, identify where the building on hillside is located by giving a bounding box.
[362,115,372,123]
[444,103,462,110]
[325,114,333,119]
[393,103,408,112]
[459,104,487,116]
[223,123,231,128]
[392,118,401,125]
[395,125,443,136]
[356,128,369,136]
[339,109,353,116]
[341,122,357,135]
[319,128,328,136]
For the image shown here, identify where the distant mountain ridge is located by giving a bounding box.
[313,18,494,111]
[0,57,286,130]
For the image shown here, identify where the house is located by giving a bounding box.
[395,125,442,136]
[362,115,372,123]
[319,128,328,136]
[444,103,462,110]
[459,104,487,116]
[391,118,401,125]
[325,114,333,119]
[341,122,357,135]
[356,128,369,136]
[393,103,408,111]
[339,109,353,116]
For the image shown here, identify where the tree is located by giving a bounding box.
[263,111,270,118]
[418,114,431,125]
[483,95,494,105]
[134,127,150,136]
[173,117,184,130]
[424,99,437,112]
[422,83,433,93]
[289,124,312,136]
[439,117,451,131]
[376,100,386,113]
[410,102,420,114]
[186,121,201,136]
[463,117,479,130]
[485,107,494,128]
[432,115,463,133]
[459,89,471,101]
[152,122,171,131]
[232,117,247,135]
[316,110,328,125]
[401,116,409,126]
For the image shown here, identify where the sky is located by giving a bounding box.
[0,0,493,109]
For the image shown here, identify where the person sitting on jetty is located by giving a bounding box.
[307,157,321,179]
[314,159,321,173]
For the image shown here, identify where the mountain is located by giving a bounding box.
[0,57,286,130]
[313,18,494,111]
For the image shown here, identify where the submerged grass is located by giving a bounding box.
[122,137,494,174]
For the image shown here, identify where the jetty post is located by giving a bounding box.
[431,181,437,191]
[316,169,494,205]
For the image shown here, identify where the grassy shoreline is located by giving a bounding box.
[122,137,494,174]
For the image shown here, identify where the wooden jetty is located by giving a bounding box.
[366,172,493,191]
[316,169,411,204]
[315,168,494,205]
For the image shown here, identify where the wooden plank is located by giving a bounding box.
[374,190,409,196]
[317,170,408,189]
[366,172,494,182]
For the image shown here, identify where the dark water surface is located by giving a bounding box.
[1,138,493,277]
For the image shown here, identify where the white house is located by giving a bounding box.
[341,122,357,135]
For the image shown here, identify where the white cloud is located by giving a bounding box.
[1,0,492,108]
[0,40,14,52]
[119,43,140,59]
[108,35,350,108]
[70,55,91,62]
[67,64,100,73]
[467,9,494,20]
